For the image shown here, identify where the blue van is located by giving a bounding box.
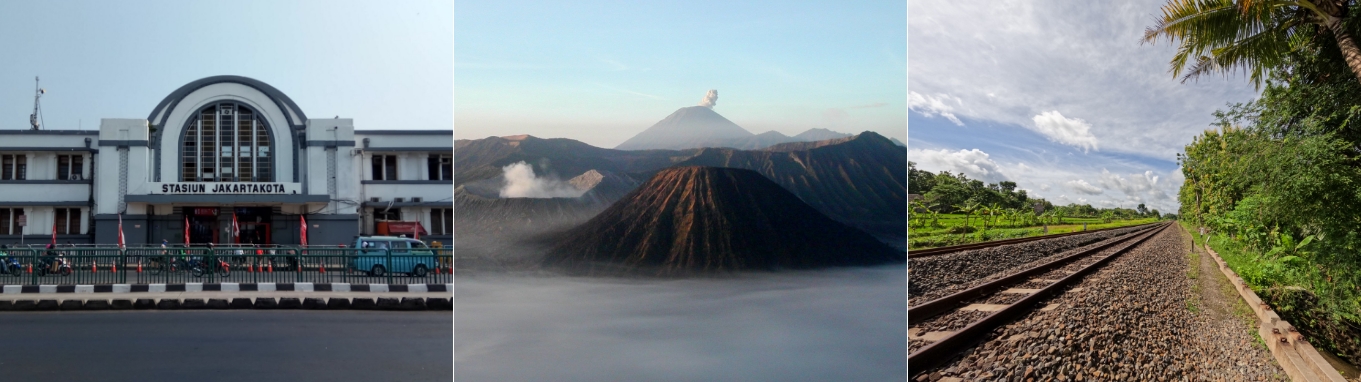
[351,236,436,277]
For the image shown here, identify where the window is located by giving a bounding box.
[372,208,401,234]
[427,154,452,181]
[430,208,452,235]
[2,155,26,180]
[0,208,24,235]
[374,209,401,221]
[54,208,79,235]
[180,103,272,181]
[371,155,398,180]
[57,155,83,180]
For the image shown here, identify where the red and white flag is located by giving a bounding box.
[299,215,308,247]
[50,222,56,246]
[231,213,240,244]
[117,214,126,249]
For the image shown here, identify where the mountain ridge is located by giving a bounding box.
[545,166,904,275]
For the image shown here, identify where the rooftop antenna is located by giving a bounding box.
[29,76,45,130]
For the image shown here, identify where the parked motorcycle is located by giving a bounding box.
[37,253,72,277]
[0,246,20,276]
[190,255,230,278]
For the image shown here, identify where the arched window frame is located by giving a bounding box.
[177,101,275,182]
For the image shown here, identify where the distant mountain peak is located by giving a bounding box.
[615,106,754,150]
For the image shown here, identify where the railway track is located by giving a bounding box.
[907,221,1172,377]
[907,222,1161,258]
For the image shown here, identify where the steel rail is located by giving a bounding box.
[907,222,1171,377]
[908,223,1159,318]
[908,222,1161,258]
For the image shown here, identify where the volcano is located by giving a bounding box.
[545,166,904,274]
[615,106,754,150]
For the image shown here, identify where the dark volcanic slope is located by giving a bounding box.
[546,166,904,274]
[673,131,907,241]
[615,106,754,150]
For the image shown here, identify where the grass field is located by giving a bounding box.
[907,215,1159,250]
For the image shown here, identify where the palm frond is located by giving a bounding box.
[1146,0,1315,83]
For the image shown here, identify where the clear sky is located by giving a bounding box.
[455,0,907,148]
[909,0,1261,213]
[0,1,452,132]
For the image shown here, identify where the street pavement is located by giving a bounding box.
[0,310,452,382]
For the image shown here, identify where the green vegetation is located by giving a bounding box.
[1160,1,1361,363]
[1144,0,1361,86]
[908,162,1164,248]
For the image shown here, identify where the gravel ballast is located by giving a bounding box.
[915,226,1288,380]
[910,226,1147,304]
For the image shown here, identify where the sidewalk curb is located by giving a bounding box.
[0,296,452,312]
[1201,242,1346,382]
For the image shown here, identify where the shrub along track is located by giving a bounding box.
[910,224,1156,304]
[909,223,1287,381]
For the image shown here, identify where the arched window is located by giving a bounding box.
[180,102,273,182]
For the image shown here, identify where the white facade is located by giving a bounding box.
[0,76,451,246]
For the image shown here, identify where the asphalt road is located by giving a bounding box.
[0,311,452,382]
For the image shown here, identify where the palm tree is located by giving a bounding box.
[1144,0,1361,86]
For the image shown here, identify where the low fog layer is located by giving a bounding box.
[499,161,587,198]
[455,265,907,381]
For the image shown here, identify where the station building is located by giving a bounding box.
[0,75,453,247]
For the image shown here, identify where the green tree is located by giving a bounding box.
[1144,0,1361,86]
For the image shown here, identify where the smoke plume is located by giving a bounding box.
[698,89,718,108]
[499,161,587,198]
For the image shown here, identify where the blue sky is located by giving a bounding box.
[909,1,1261,213]
[0,1,451,132]
[455,0,907,148]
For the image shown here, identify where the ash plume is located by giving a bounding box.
[499,162,587,198]
[698,89,718,108]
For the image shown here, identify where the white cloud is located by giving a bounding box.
[908,91,964,126]
[909,148,1007,183]
[1065,179,1103,195]
[909,1,1259,159]
[1039,184,1051,191]
[1031,111,1099,152]
[1097,168,1172,204]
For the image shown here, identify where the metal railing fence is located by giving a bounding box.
[0,247,452,285]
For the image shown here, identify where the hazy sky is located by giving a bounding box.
[455,1,907,148]
[908,1,1261,213]
[0,1,452,132]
